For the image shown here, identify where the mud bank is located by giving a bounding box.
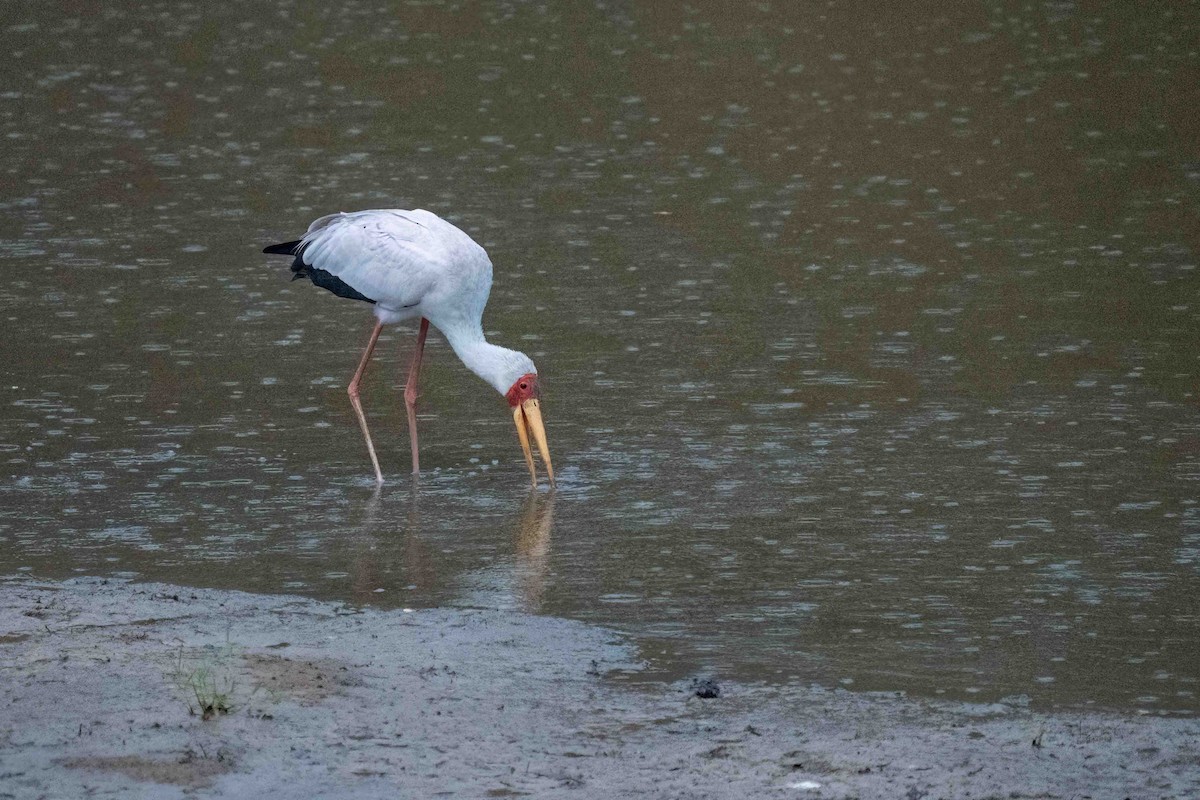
[1,577,1196,799]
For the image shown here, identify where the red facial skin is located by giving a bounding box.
[505,373,540,407]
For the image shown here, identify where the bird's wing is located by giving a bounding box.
[297,210,445,308]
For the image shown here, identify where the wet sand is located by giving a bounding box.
[1,577,1196,799]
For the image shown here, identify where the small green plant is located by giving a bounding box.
[187,663,236,720]
[170,641,247,720]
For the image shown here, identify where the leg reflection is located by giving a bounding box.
[346,482,437,604]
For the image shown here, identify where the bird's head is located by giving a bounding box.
[505,372,554,488]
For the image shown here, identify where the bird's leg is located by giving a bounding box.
[403,318,431,475]
[348,320,385,484]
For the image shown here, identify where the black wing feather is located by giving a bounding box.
[262,239,377,305]
[263,240,302,255]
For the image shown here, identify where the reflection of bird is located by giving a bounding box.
[264,209,554,486]
[515,493,555,611]
[346,484,437,604]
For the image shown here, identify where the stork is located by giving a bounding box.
[264,209,554,488]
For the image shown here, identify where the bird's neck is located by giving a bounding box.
[443,325,530,396]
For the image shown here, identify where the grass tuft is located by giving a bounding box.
[170,641,250,720]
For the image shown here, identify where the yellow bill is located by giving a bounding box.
[513,398,554,488]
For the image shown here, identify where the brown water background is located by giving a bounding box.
[1,1,1198,713]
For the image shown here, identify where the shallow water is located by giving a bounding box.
[2,1,1198,713]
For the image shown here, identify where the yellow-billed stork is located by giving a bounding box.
[264,209,553,488]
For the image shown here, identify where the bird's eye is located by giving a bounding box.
[519,382,528,390]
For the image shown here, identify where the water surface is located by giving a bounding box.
[2,1,1198,714]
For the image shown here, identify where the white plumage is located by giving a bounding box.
[265,208,554,487]
[301,210,479,321]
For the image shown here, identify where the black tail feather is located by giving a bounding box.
[263,239,302,255]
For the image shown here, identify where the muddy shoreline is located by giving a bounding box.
[1,577,1196,798]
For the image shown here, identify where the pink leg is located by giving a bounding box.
[348,320,385,484]
[404,318,431,475]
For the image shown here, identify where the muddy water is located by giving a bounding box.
[1,2,1198,713]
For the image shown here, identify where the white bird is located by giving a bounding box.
[264,208,554,487]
